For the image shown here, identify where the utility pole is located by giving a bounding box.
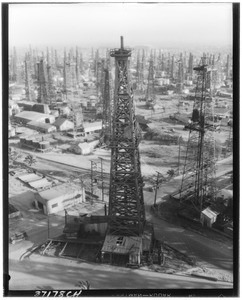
[47,214,50,239]
[154,171,161,206]
[99,157,104,202]
[178,136,181,175]
[90,161,97,201]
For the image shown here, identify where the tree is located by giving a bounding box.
[24,154,37,167]
[167,169,175,178]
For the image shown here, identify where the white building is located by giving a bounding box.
[54,118,74,131]
[34,183,85,215]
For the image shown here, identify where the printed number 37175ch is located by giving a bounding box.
[34,290,83,297]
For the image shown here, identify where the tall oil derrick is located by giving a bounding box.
[100,65,111,145]
[79,51,84,75]
[161,53,165,73]
[177,53,184,93]
[37,59,49,104]
[63,50,77,93]
[177,57,216,212]
[24,57,34,101]
[135,50,142,91]
[76,47,80,86]
[215,54,222,88]
[145,53,156,107]
[63,49,68,94]
[11,47,18,82]
[108,37,146,236]
[188,52,194,79]
[46,57,56,104]
[94,49,100,78]
[170,54,175,80]
[51,48,55,68]
[96,56,104,97]
[32,49,38,79]
[226,54,231,79]
[54,50,58,69]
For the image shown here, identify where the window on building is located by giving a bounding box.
[52,203,58,208]
[116,236,124,246]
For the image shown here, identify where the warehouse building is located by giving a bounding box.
[17,101,51,114]
[14,111,55,125]
[83,121,102,136]
[34,183,85,215]
[27,121,57,133]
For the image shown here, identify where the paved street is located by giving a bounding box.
[9,254,233,290]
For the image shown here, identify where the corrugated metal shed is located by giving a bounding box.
[201,207,219,219]
[101,235,142,255]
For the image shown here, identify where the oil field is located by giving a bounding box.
[6,2,236,296]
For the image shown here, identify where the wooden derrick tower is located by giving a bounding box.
[37,59,49,104]
[24,56,34,101]
[11,47,18,82]
[176,57,217,212]
[101,66,111,144]
[108,37,146,236]
[145,53,156,108]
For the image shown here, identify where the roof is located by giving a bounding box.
[36,183,82,201]
[28,178,52,189]
[18,173,42,183]
[83,121,102,131]
[101,235,142,255]
[217,189,233,199]
[27,121,56,130]
[77,142,92,151]
[214,107,230,115]
[17,101,36,107]
[15,111,54,120]
[54,118,73,127]
[201,207,219,219]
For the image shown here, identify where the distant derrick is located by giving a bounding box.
[37,59,49,104]
[145,53,156,108]
[176,57,217,212]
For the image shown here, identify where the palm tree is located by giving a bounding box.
[24,154,37,167]
[167,169,175,178]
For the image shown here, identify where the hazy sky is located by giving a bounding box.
[9,3,232,49]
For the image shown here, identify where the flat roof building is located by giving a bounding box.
[27,121,57,133]
[14,111,55,125]
[34,183,85,215]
